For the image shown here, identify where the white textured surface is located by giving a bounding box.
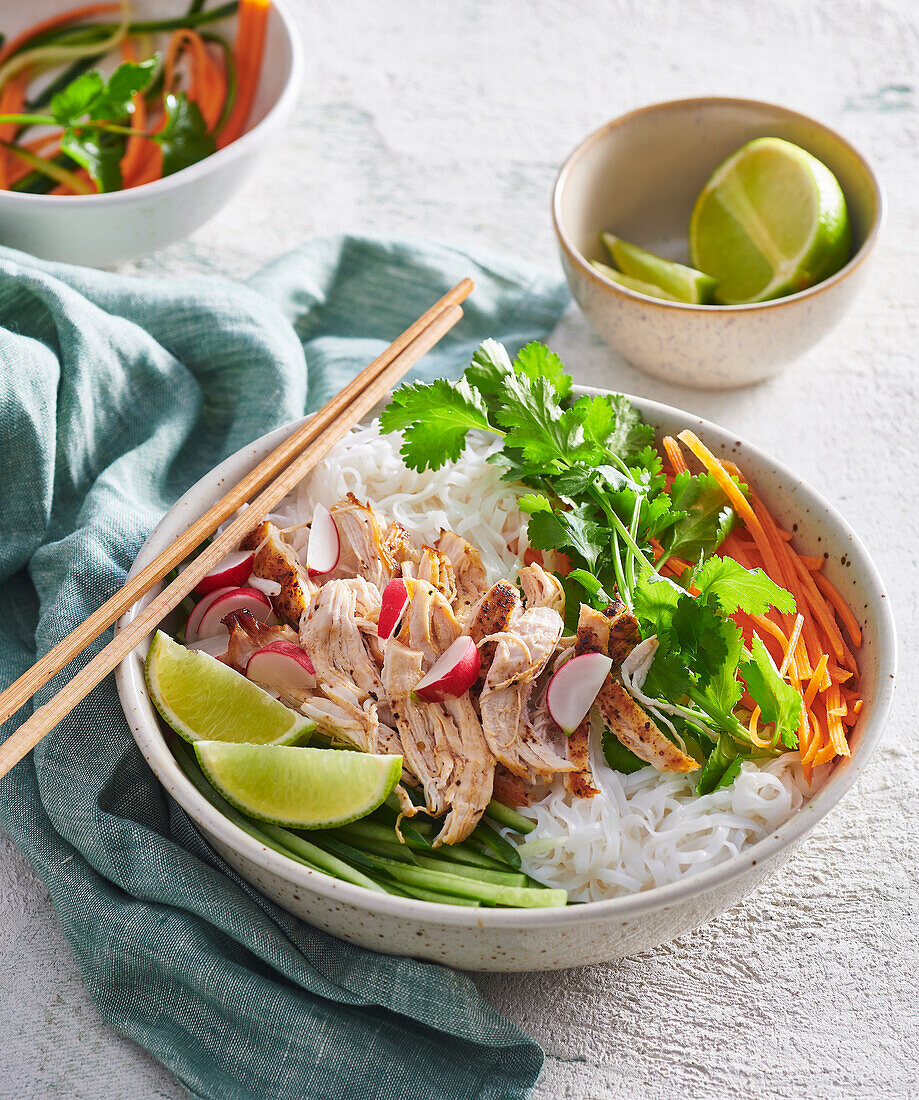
[1,0,917,1097]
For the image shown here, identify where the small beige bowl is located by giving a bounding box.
[553,97,886,389]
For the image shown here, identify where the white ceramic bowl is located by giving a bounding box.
[0,0,302,267]
[554,98,886,389]
[115,392,896,971]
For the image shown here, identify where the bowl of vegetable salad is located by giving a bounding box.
[0,0,303,267]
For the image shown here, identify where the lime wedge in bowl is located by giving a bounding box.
[193,742,403,829]
[600,232,718,303]
[145,630,313,746]
[591,261,682,302]
[689,136,851,305]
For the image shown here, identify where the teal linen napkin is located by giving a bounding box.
[0,235,569,1100]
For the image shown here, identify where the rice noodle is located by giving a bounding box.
[266,419,822,901]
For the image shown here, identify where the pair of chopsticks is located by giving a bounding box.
[0,278,474,781]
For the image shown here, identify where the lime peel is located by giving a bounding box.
[193,742,403,829]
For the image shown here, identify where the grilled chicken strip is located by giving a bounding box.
[391,580,496,845]
[298,579,383,752]
[222,609,298,669]
[330,493,398,588]
[435,530,488,618]
[574,604,698,774]
[240,520,316,627]
[479,605,575,780]
[467,579,521,685]
[519,562,565,617]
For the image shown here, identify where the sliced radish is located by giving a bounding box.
[186,586,236,642]
[306,502,340,576]
[193,550,254,596]
[414,637,481,703]
[546,652,613,734]
[246,641,317,693]
[378,578,410,640]
[195,587,275,640]
[187,635,232,659]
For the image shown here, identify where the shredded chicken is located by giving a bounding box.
[390,579,496,845]
[330,493,397,588]
[479,605,575,781]
[401,545,456,603]
[435,530,488,618]
[519,562,566,617]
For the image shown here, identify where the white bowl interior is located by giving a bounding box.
[115,392,896,967]
[558,98,882,272]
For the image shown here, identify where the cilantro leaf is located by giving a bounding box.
[91,58,158,120]
[154,93,216,177]
[566,568,614,608]
[602,730,646,774]
[513,342,573,402]
[380,377,493,471]
[696,732,741,795]
[50,71,106,126]
[741,635,801,748]
[699,619,745,714]
[603,394,655,460]
[659,472,735,563]
[694,555,795,615]
[466,339,513,402]
[497,372,583,468]
[520,497,607,569]
[60,127,124,193]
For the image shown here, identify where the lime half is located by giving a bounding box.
[146,630,313,746]
[591,261,681,302]
[689,137,851,305]
[600,232,718,304]
[193,742,403,828]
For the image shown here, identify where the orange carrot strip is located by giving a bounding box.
[747,706,774,749]
[218,0,270,148]
[0,70,28,190]
[663,436,688,476]
[812,570,863,647]
[800,555,825,571]
[803,654,829,708]
[780,614,804,678]
[0,3,122,67]
[782,538,848,662]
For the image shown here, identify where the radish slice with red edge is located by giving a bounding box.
[186,586,236,642]
[378,578,409,640]
[306,502,340,576]
[193,550,254,597]
[546,652,613,734]
[246,641,317,693]
[195,587,275,640]
[413,637,481,702]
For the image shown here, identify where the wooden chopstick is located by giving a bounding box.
[0,289,469,780]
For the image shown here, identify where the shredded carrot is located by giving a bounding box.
[813,570,863,647]
[218,0,270,147]
[0,70,29,189]
[663,436,688,476]
[685,431,862,772]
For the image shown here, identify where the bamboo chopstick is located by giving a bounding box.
[0,288,470,780]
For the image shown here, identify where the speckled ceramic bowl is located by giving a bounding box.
[115,391,895,971]
[553,98,886,389]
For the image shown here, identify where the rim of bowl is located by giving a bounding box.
[0,0,303,207]
[115,387,897,930]
[552,95,888,313]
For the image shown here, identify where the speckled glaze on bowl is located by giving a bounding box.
[115,392,896,971]
[0,0,302,267]
[553,98,886,389]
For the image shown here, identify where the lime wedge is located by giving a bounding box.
[591,261,681,302]
[145,630,313,746]
[193,742,403,828]
[600,232,718,304]
[689,137,851,304]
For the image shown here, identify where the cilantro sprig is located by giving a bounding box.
[381,340,800,785]
[0,59,215,193]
